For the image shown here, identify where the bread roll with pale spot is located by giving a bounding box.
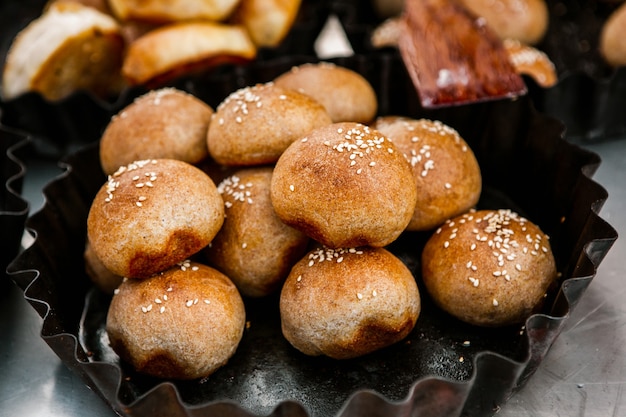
[106,260,246,380]
[273,62,378,124]
[87,159,224,279]
[421,209,558,327]
[205,167,309,297]
[108,0,241,23]
[270,122,417,248]
[84,239,123,294]
[372,117,481,231]
[207,82,332,166]
[280,246,421,359]
[230,0,302,47]
[600,2,626,67]
[99,88,214,175]
[503,39,557,88]
[1,1,125,101]
[122,21,257,87]
[457,0,549,45]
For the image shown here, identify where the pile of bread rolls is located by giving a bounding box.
[85,61,558,380]
[1,0,303,101]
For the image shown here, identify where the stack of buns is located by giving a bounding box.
[1,0,304,100]
[85,61,558,378]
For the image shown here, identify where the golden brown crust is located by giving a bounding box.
[503,39,557,88]
[204,167,309,297]
[273,62,378,124]
[372,117,481,231]
[421,209,558,327]
[457,0,549,45]
[99,88,214,175]
[270,122,417,248]
[600,2,626,67]
[280,246,421,359]
[229,0,302,47]
[108,0,241,23]
[84,239,123,294]
[207,82,332,166]
[2,2,125,101]
[122,21,257,87]
[87,159,224,278]
[106,261,246,379]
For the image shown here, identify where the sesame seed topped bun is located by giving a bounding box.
[87,159,224,279]
[273,62,378,124]
[205,167,309,297]
[106,260,246,380]
[421,209,558,327]
[270,122,417,249]
[372,117,482,231]
[207,82,332,166]
[280,246,421,359]
[99,88,214,175]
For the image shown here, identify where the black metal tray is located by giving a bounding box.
[6,53,618,417]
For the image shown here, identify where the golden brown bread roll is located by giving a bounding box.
[2,1,125,101]
[122,21,257,87]
[106,260,246,379]
[229,0,302,47]
[207,82,332,166]
[270,122,417,248]
[108,0,241,23]
[204,167,309,297]
[421,209,558,327]
[99,88,214,175]
[84,239,123,294]
[280,246,421,359]
[371,117,481,231]
[273,62,378,124]
[87,159,224,279]
[457,0,549,45]
[600,2,626,67]
[503,39,557,88]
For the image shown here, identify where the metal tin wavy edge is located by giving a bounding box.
[1,124,30,285]
[6,52,618,417]
[331,0,626,142]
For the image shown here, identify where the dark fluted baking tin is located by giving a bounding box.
[0,0,329,158]
[331,0,626,142]
[1,125,29,287]
[7,53,618,417]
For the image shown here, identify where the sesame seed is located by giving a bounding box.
[297,275,302,282]
[444,241,449,248]
[289,184,295,192]
[204,299,211,304]
[186,300,193,307]
[357,293,363,300]
[372,290,377,296]
[462,340,471,347]
[493,299,499,306]
[160,306,165,313]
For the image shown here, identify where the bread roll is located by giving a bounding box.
[280,246,420,359]
[371,117,481,231]
[273,62,378,124]
[457,0,549,45]
[503,39,557,88]
[600,2,626,67]
[270,122,417,248]
[230,0,302,47]
[99,88,214,175]
[106,260,246,379]
[2,1,125,101]
[207,82,332,166]
[205,167,309,297]
[87,159,224,278]
[421,209,558,327]
[84,239,123,294]
[122,21,257,87]
[108,0,241,23]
